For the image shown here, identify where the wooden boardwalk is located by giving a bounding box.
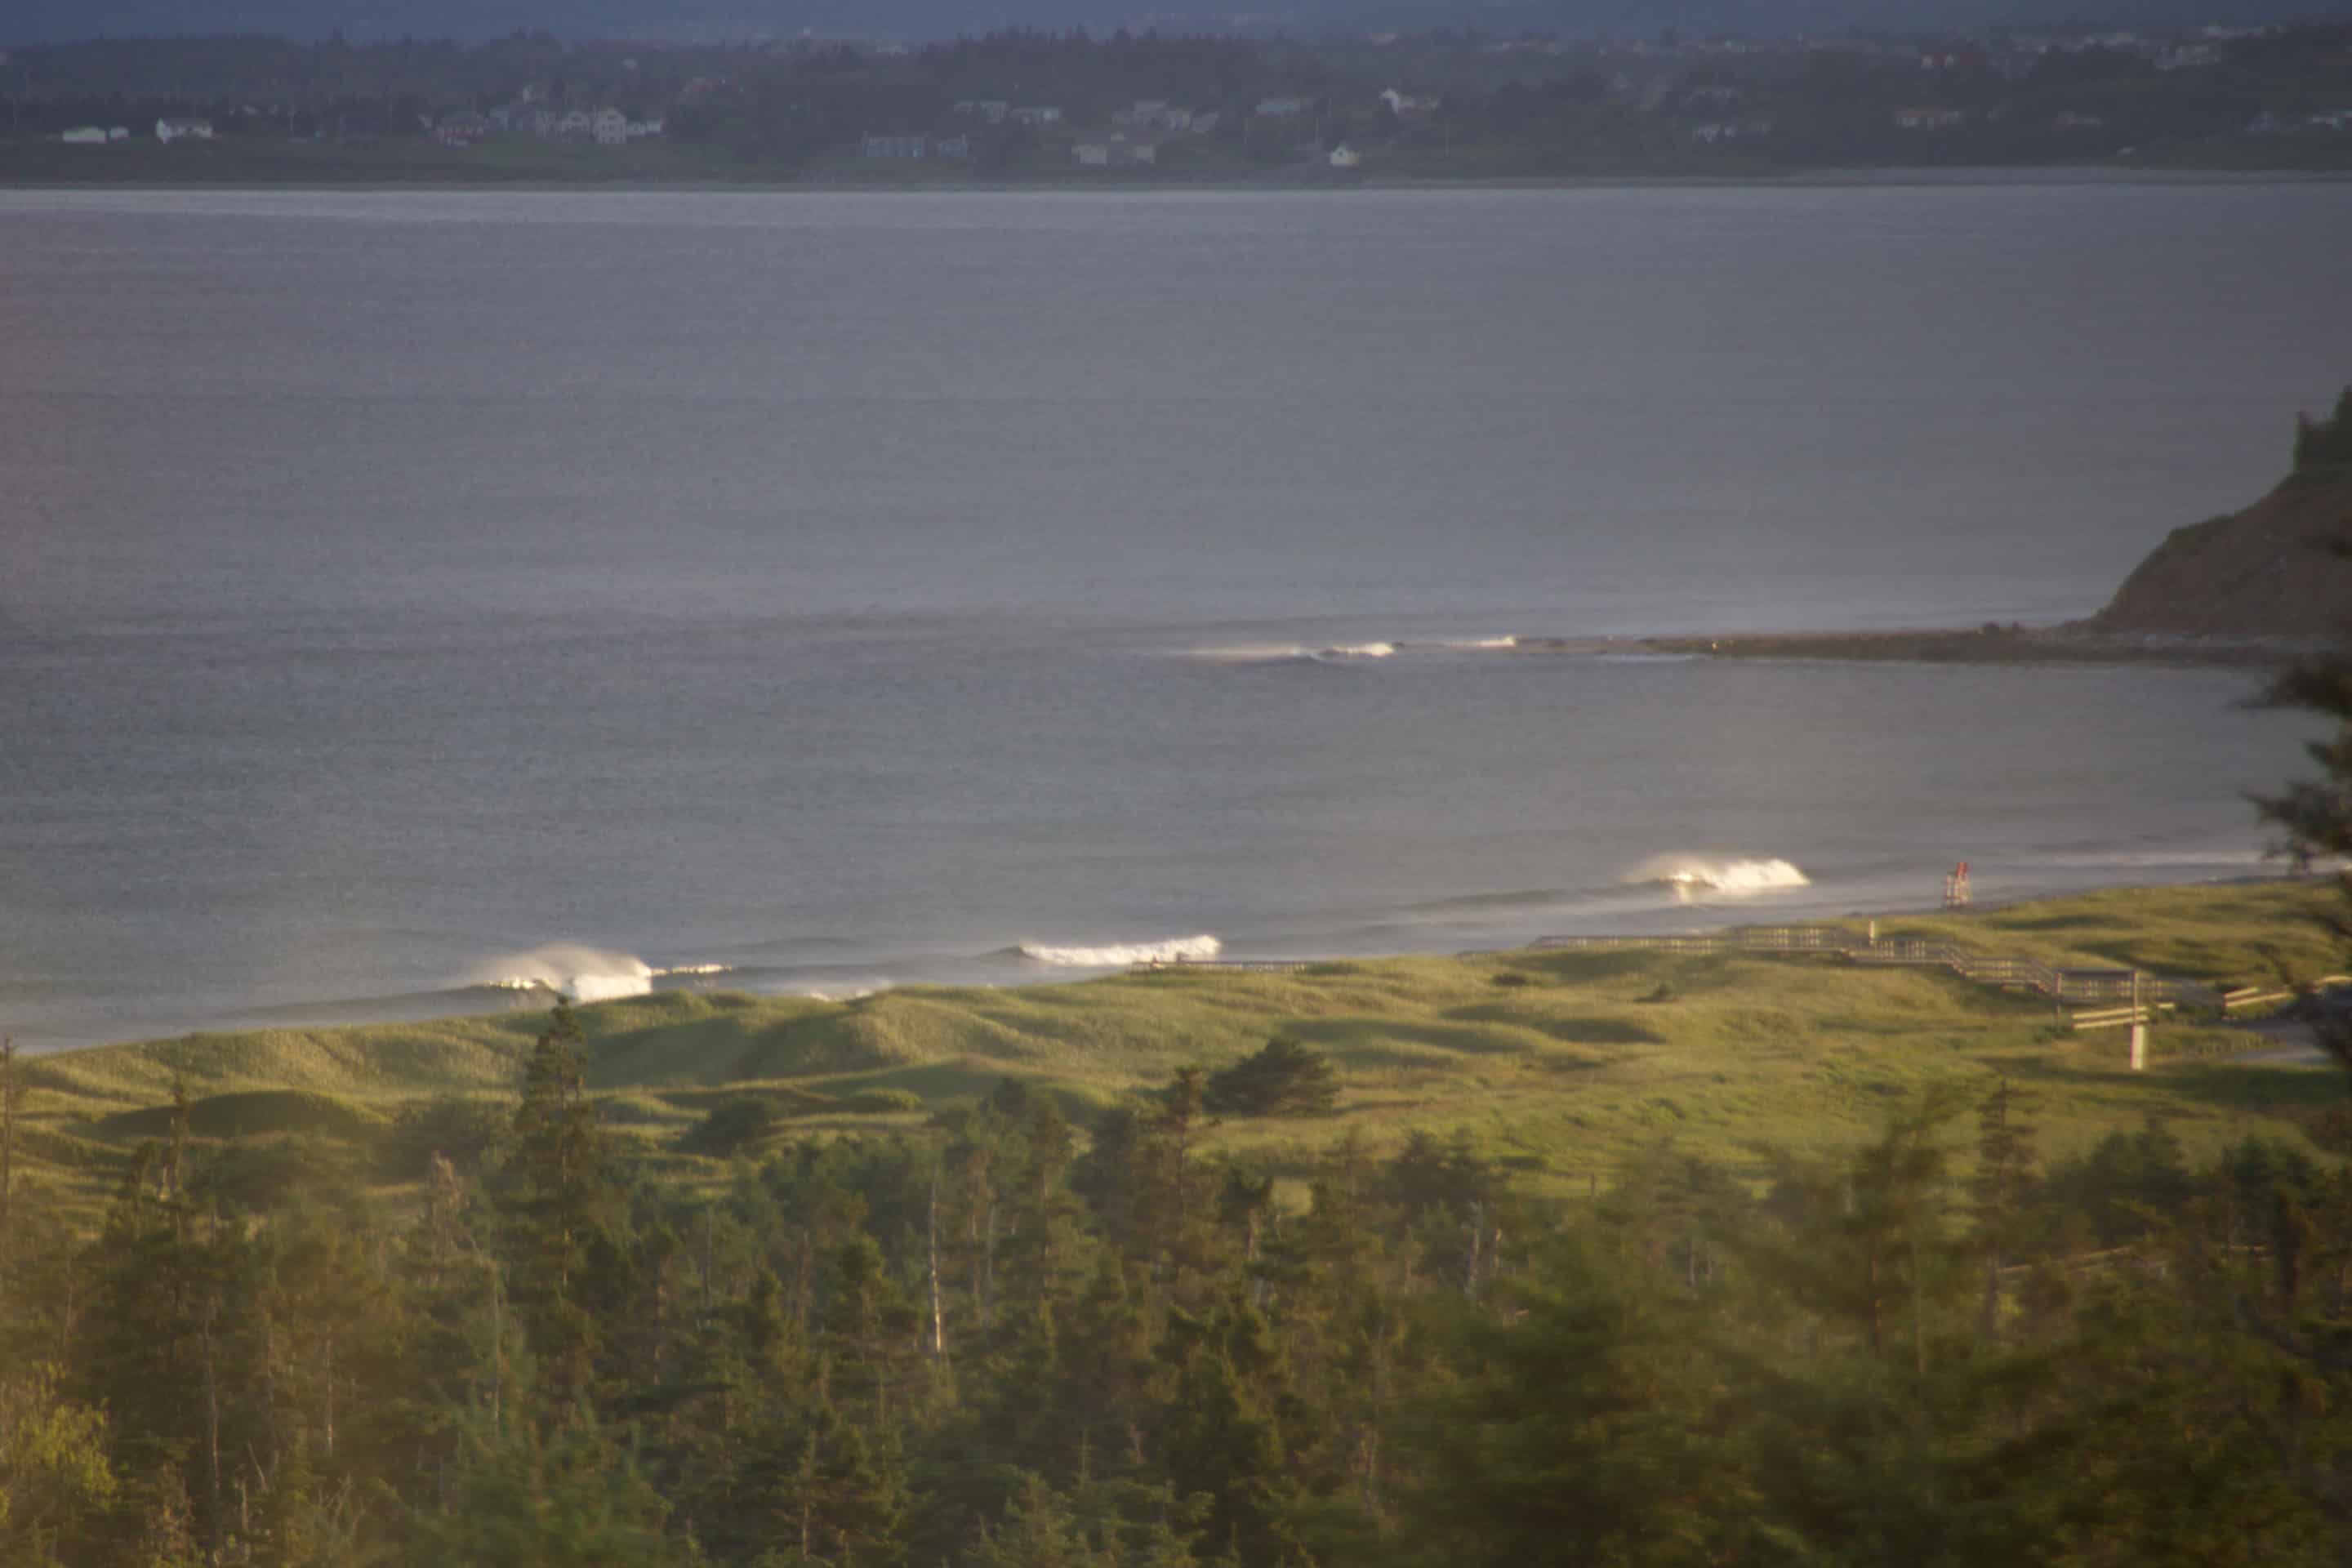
[1136,928,2341,1033]
[1529,924,2340,1030]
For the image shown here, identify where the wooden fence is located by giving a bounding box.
[1526,924,2328,1028]
[1136,934,2343,1031]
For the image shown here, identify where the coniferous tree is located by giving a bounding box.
[1968,1076,2039,1340]
[497,1004,622,1413]
[1204,1038,1339,1120]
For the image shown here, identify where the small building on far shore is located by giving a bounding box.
[1074,135,1159,168]
[155,118,215,143]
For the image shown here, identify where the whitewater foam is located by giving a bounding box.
[1186,639,1402,664]
[1187,644,1314,663]
[476,944,657,1003]
[1626,855,1812,901]
[1438,635,1521,650]
[803,985,885,1002]
[1018,933,1223,968]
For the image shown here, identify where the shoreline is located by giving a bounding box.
[29,871,2327,1061]
[8,166,2352,198]
[1617,625,2317,667]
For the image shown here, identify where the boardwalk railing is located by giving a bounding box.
[1531,924,2238,1018]
[1136,938,2343,1025]
[2220,976,2348,1013]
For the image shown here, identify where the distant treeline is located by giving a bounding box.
[2294,385,2352,472]
[8,22,2352,174]
[7,1008,2352,1566]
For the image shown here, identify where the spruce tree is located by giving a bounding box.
[1204,1038,1339,1119]
[1968,1076,2039,1340]
[497,1004,620,1413]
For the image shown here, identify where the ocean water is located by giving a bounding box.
[3,182,2350,1049]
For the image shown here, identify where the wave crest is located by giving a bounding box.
[1018,933,1223,968]
[476,944,656,1003]
[1185,640,1404,664]
[1188,644,1313,663]
[1625,855,1811,900]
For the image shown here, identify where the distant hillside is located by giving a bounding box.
[2089,388,2352,639]
[6,0,2350,45]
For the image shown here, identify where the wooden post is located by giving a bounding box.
[0,1037,15,1273]
[2128,970,2147,1071]
[926,1171,946,1360]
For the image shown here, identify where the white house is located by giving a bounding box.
[1073,136,1157,168]
[155,118,215,143]
[555,109,594,138]
[1327,143,1361,168]
[1690,117,1773,144]
[592,109,628,145]
[1118,102,1192,133]
[1892,106,1965,131]
[435,110,489,147]
[60,126,108,145]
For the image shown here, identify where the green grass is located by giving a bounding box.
[11,880,2348,1225]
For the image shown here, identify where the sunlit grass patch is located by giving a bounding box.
[12,879,2349,1222]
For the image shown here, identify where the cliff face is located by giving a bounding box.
[2088,466,2352,638]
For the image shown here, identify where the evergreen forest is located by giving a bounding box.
[8,987,2352,1567]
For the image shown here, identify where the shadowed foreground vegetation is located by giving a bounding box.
[5,879,2352,1565]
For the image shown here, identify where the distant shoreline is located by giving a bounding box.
[1612,626,2316,667]
[7,164,2352,197]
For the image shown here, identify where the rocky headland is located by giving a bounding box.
[1635,389,2352,666]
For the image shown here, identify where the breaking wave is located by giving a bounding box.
[475,944,657,1003]
[1187,643,1316,663]
[1017,933,1223,968]
[1626,855,1812,900]
[1186,641,1400,664]
[1438,635,1520,650]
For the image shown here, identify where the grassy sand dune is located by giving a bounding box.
[11,880,2347,1223]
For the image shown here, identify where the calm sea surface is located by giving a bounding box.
[5,182,2350,1048]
